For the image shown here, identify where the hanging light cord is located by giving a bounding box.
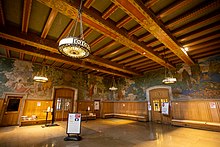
[69,0,84,39]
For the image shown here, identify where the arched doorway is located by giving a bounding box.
[146,85,173,124]
[51,86,78,122]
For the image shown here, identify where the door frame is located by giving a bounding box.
[51,86,78,123]
[146,85,173,122]
[0,92,27,126]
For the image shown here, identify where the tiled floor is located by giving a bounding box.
[0,118,220,147]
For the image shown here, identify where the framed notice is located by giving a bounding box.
[94,101,100,110]
[66,113,81,134]
[210,102,216,109]
[161,102,169,115]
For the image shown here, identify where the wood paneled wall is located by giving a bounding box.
[22,100,53,120]
[101,101,114,114]
[0,99,4,122]
[172,100,220,123]
[77,100,94,113]
[113,102,148,116]
[0,98,4,112]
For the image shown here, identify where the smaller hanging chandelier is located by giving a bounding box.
[162,49,176,84]
[33,66,48,83]
[162,66,177,84]
[33,75,48,82]
[109,76,118,91]
[33,58,48,83]
[58,0,90,59]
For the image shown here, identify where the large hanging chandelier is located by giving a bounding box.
[109,76,118,91]
[58,0,90,58]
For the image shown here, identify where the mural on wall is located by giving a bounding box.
[0,58,88,99]
[0,55,219,101]
[126,55,220,100]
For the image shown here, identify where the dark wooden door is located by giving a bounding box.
[1,97,22,126]
[149,88,171,124]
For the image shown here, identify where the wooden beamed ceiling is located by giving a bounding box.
[0,0,220,78]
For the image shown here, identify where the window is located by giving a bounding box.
[7,98,20,111]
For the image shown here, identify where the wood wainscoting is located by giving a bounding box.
[171,100,220,131]
[21,100,53,126]
[77,100,96,120]
[102,101,148,121]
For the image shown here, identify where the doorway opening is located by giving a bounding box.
[146,86,173,124]
[51,86,78,123]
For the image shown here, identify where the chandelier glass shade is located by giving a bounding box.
[33,75,48,83]
[58,37,90,58]
[162,77,177,84]
[58,0,90,59]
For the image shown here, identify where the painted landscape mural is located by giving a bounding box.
[0,55,219,101]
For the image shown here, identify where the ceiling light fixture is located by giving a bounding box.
[33,57,48,83]
[109,76,118,91]
[162,49,177,84]
[58,0,90,59]
[33,66,48,83]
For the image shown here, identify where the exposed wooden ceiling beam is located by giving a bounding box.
[188,39,220,51]
[166,0,220,29]
[135,62,159,70]
[102,46,127,58]
[93,40,117,55]
[138,33,151,42]
[111,0,194,66]
[22,0,32,33]
[102,3,118,20]
[90,35,106,48]
[156,0,193,18]
[84,0,95,8]
[83,27,93,38]
[130,60,156,69]
[0,0,5,26]
[36,0,174,69]
[189,44,220,55]
[57,19,75,43]
[111,50,136,62]
[118,54,142,64]
[128,25,142,36]
[184,31,220,47]
[173,11,220,37]
[177,21,220,42]
[144,0,159,8]
[41,9,58,38]
[0,42,130,78]
[116,15,132,28]
[0,26,140,76]
[125,58,150,67]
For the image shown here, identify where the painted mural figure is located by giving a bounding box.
[14,78,30,93]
